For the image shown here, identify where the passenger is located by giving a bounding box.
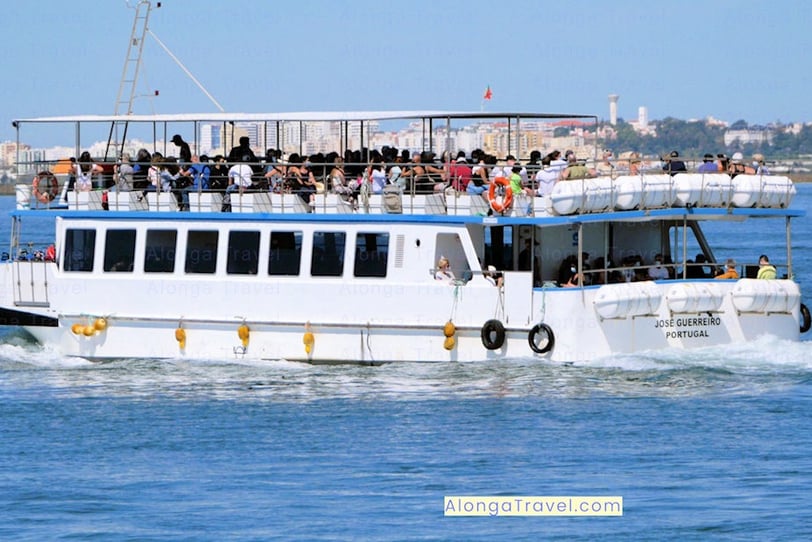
[227,136,257,165]
[503,155,527,184]
[714,258,739,280]
[628,152,642,175]
[685,253,710,278]
[223,154,255,211]
[526,150,542,183]
[400,152,444,194]
[697,153,717,173]
[467,154,491,197]
[752,153,770,175]
[387,154,404,189]
[369,160,387,194]
[756,254,777,279]
[661,150,687,175]
[113,153,134,192]
[561,259,582,288]
[288,155,318,205]
[728,152,755,177]
[144,153,165,193]
[648,253,670,280]
[484,265,503,287]
[131,148,152,190]
[171,134,192,164]
[534,154,556,196]
[448,152,472,192]
[262,148,284,192]
[509,165,534,196]
[208,155,230,192]
[559,152,597,180]
[74,151,103,192]
[178,155,211,211]
[557,255,578,285]
[596,149,615,176]
[716,153,730,173]
[435,256,455,282]
[159,157,182,202]
[329,155,354,201]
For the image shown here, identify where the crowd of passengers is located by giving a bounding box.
[552,251,778,288]
[66,134,774,212]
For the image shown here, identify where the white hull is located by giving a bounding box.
[6,261,801,362]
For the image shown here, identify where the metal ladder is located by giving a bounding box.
[106,1,152,160]
[115,0,152,116]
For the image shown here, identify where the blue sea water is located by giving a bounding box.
[1,192,812,541]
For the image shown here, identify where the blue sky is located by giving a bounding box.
[1,0,811,144]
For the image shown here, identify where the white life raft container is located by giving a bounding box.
[672,173,733,208]
[666,282,725,313]
[593,281,662,319]
[731,278,800,313]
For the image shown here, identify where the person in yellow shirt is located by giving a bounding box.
[757,254,777,279]
[714,259,739,280]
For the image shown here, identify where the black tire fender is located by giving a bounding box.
[800,303,811,334]
[528,323,555,354]
[480,319,506,350]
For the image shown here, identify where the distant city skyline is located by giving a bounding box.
[1,0,811,148]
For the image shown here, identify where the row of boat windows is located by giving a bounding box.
[63,228,390,277]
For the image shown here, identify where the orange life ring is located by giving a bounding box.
[32,171,59,203]
[487,176,513,213]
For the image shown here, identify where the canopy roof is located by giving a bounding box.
[13,110,597,126]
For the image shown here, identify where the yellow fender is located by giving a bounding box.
[175,326,186,350]
[303,322,315,354]
[238,323,250,348]
[443,320,456,350]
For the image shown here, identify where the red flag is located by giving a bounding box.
[483,86,492,100]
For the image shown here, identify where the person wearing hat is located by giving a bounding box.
[697,153,717,173]
[484,265,503,287]
[728,152,755,177]
[171,134,192,163]
[752,153,770,175]
[596,149,615,176]
[714,258,739,280]
[662,150,686,176]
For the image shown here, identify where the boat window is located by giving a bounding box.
[186,230,218,274]
[435,232,471,280]
[311,231,346,277]
[103,229,136,272]
[64,228,96,272]
[144,230,177,273]
[227,231,260,275]
[483,226,514,271]
[269,231,303,276]
[354,232,389,278]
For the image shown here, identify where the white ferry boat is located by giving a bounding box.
[1,111,808,363]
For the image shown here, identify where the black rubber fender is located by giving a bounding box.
[480,319,506,350]
[528,323,555,354]
[800,303,811,333]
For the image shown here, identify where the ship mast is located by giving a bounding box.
[107,0,224,159]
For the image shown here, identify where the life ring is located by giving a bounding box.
[480,319,506,350]
[487,176,513,214]
[32,171,59,203]
[800,303,811,333]
[528,323,555,354]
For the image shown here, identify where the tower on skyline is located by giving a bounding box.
[608,94,619,126]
